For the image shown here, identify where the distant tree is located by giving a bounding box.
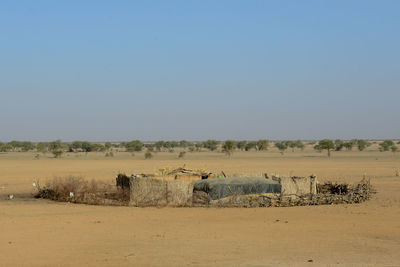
[104,142,112,150]
[178,151,186,158]
[125,140,143,152]
[0,142,5,152]
[163,141,176,150]
[275,142,288,154]
[287,141,296,152]
[92,143,106,152]
[256,139,269,151]
[343,140,357,151]
[70,141,83,151]
[69,141,104,153]
[21,141,35,152]
[4,140,33,152]
[222,140,235,156]
[0,142,12,152]
[295,140,305,150]
[202,140,218,151]
[36,142,49,154]
[81,141,94,152]
[155,141,165,151]
[317,139,335,157]
[244,141,257,151]
[314,144,322,152]
[115,142,123,148]
[178,140,190,148]
[194,142,202,152]
[343,142,353,151]
[154,141,177,151]
[379,140,395,152]
[236,141,247,151]
[49,140,64,158]
[334,140,344,151]
[357,140,371,151]
[391,145,398,153]
[171,141,179,148]
[8,141,22,151]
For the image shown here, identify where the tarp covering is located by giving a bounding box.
[192,177,281,200]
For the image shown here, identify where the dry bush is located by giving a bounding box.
[86,178,99,193]
[35,176,87,201]
[35,176,128,205]
[48,176,88,196]
[105,151,114,157]
[144,151,153,159]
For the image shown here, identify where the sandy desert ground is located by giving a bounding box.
[1,147,399,266]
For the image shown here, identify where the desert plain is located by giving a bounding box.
[1,145,399,266]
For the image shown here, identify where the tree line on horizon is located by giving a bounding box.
[0,139,398,158]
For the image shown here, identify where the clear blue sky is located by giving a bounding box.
[1,0,399,141]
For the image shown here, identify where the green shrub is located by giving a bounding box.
[256,140,269,151]
[379,140,395,151]
[203,140,219,151]
[245,141,256,151]
[125,140,143,152]
[275,142,288,154]
[357,140,371,151]
[236,141,247,151]
[222,140,235,156]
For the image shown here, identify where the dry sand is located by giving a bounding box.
[1,149,399,266]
